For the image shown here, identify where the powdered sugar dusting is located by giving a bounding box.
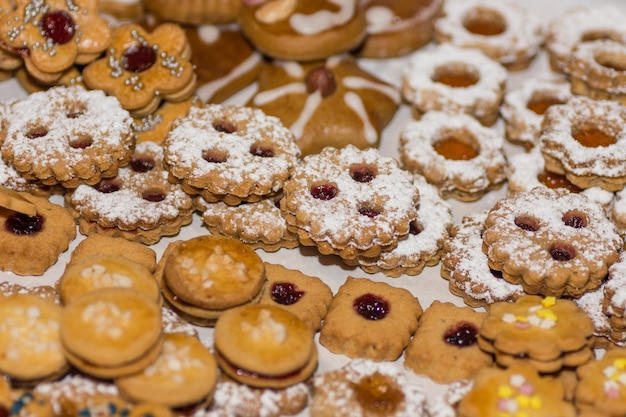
[574,285,611,339]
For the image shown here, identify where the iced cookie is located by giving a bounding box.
[319,276,422,361]
[310,359,428,417]
[482,187,622,298]
[478,295,595,373]
[69,234,157,273]
[403,301,492,384]
[281,145,419,260]
[258,263,333,332]
[399,111,507,201]
[239,0,367,61]
[66,141,194,245]
[1,86,135,188]
[213,304,318,389]
[163,104,301,206]
[82,23,196,117]
[575,347,626,416]
[144,0,241,25]
[249,55,400,156]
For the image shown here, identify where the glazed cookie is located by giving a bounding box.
[115,333,218,409]
[249,55,400,156]
[346,175,452,277]
[133,97,200,145]
[500,77,572,150]
[0,192,76,276]
[401,43,507,127]
[258,263,333,332]
[144,0,241,25]
[358,0,444,58]
[310,359,428,417]
[478,295,595,373]
[404,301,492,384]
[399,111,507,201]
[319,276,422,361]
[0,294,68,384]
[239,0,367,61]
[69,234,157,273]
[1,86,135,188]
[66,141,194,245]
[0,0,111,85]
[281,145,419,260]
[457,362,576,417]
[434,0,543,71]
[575,347,626,415]
[213,304,318,389]
[82,23,196,117]
[482,187,622,298]
[545,6,626,73]
[163,104,301,206]
[196,195,299,253]
[441,210,525,309]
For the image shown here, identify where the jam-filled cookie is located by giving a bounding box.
[319,276,422,361]
[163,104,301,206]
[66,141,194,245]
[239,0,367,61]
[281,145,419,261]
[401,43,507,127]
[482,187,622,298]
[1,86,135,188]
[82,23,196,117]
[602,252,626,345]
[249,55,400,156]
[399,111,507,201]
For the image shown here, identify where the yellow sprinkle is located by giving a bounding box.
[536,309,557,321]
[515,316,528,323]
[541,296,556,308]
[516,395,530,408]
[498,385,514,398]
[514,412,529,417]
[530,396,542,409]
[615,358,626,371]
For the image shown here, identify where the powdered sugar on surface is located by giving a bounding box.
[35,374,119,415]
[574,285,611,339]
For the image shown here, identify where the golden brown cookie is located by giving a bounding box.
[69,234,157,273]
[575,347,626,416]
[319,276,422,361]
[133,97,201,145]
[0,281,60,304]
[144,0,241,25]
[602,252,626,345]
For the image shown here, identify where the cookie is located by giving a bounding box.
[69,234,157,273]
[573,285,613,349]
[213,304,318,389]
[1,86,135,188]
[0,192,76,276]
[144,0,241,25]
[0,281,60,304]
[401,42,507,127]
[133,97,200,145]
[163,104,301,206]
[281,145,419,260]
[603,252,626,345]
[82,23,196,117]
[258,263,333,332]
[575,347,626,415]
[239,0,367,61]
[478,295,595,373]
[319,276,422,361]
[248,55,400,156]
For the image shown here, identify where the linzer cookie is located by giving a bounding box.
[0,86,135,188]
[249,55,400,156]
[82,23,196,117]
[478,295,595,373]
[213,304,317,389]
[482,187,622,298]
[281,145,419,261]
[239,0,367,61]
[319,277,422,361]
[163,104,301,206]
[66,141,194,245]
[602,252,626,345]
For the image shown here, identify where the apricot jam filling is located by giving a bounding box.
[353,372,404,414]
[572,127,616,148]
[537,170,581,193]
[462,8,506,36]
[526,95,566,115]
[433,134,479,161]
[432,65,479,88]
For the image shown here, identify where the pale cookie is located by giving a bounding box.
[69,234,157,273]
[213,304,318,389]
[319,276,422,361]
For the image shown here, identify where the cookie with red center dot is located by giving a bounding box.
[482,187,622,298]
[82,23,196,117]
[163,104,301,206]
[0,0,111,85]
[403,301,493,384]
[319,276,422,361]
[281,145,419,261]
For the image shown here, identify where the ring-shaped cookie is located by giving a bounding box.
[401,43,507,126]
[434,0,543,71]
[399,111,507,201]
[539,96,626,192]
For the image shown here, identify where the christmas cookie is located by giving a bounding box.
[133,97,200,145]
[69,234,157,273]
[144,0,241,25]
[575,347,626,415]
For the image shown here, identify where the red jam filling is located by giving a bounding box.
[142,190,165,202]
[122,44,156,73]
[95,180,121,193]
[562,210,587,229]
[409,220,423,235]
[514,215,539,232]
[41,10,75,44]
[26,128,48,139]
[130,157,155,172]
[349,164,377,183]
[5,213,44,235]
[310,183,338,200]
[213,121,237,134]
[549,242,576,261]
[250,145,275,158]
[353,293,390,321]
[358,207,380,218]
[443,322,478,347]
[270,282,305,305]
[202,150,227,163]
[69,136,93,149]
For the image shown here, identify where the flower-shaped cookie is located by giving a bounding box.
[576,348,626,416]
[0,0,111,84]
[82,23,196,117]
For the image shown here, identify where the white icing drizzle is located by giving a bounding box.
[251,82,307,107]
[289,0,356,35]
[365,0,443,34]
[343,75,400,103]
[365,6,395,34]
[274,60,304,78]
[343,91,376,144]
[290,90,323,140]
[196,52,263,102]
[197,25,221,44]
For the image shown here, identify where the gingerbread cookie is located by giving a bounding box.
[144,0,241,25]
[575,347,626,415]
[249,55,400,156]
[319,276,422,361]
[69,234,157,273]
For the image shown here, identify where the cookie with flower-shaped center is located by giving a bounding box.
[575,347,626,415]
[281,145,419,261]
[478,295,595,373]
[82,23,196,117]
